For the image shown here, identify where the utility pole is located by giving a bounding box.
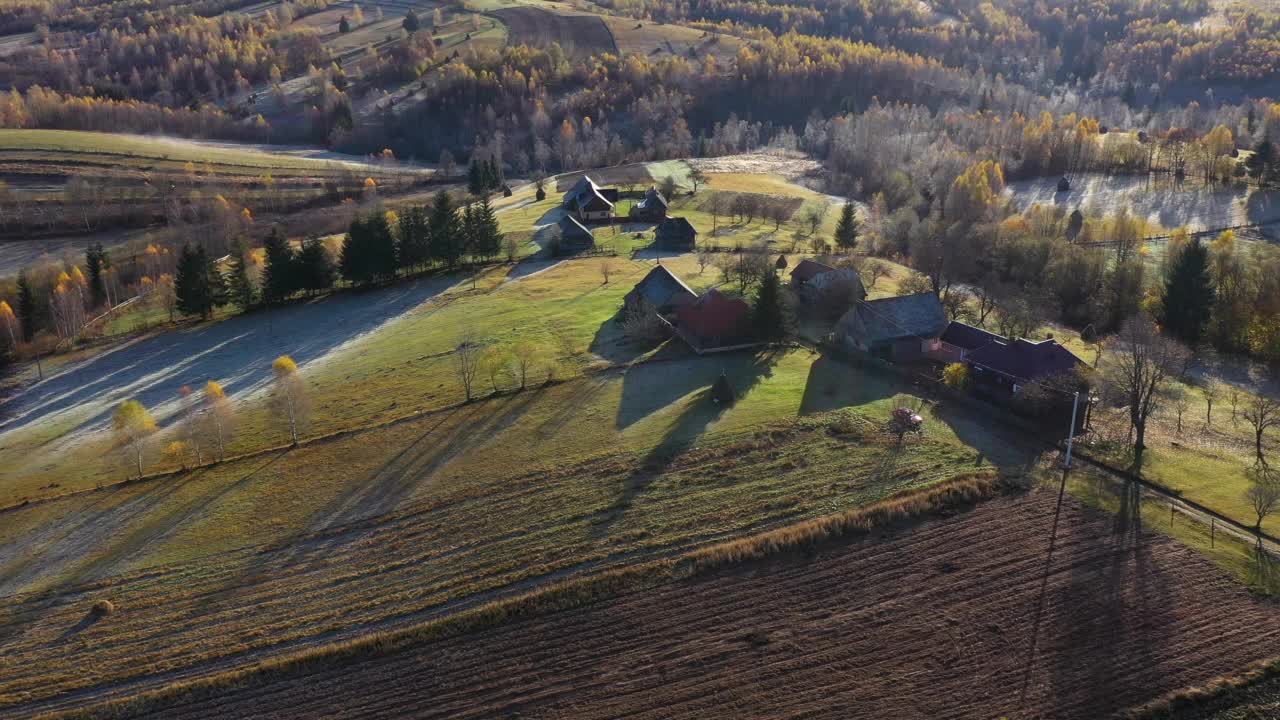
[1063,391,1080,469]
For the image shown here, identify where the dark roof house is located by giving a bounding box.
[966,336,1084,386]
[624,265,697,315]
[654,217,697,251]
[629,186,669,221]
[674,289,751,351]
[789,259,836,288]
[939,321,1003,355]
[562,175,617,221]
[833,292,947,361]
[555,215,595,254]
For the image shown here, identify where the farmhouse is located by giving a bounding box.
[833,292,946,361]
[934,321,1004,363]
[965,335,1084,396]
[673,289,752,352]
[799,267,866,318]
[624,265,697,315]
[654,217,697,251]
[562,175,618,222]
[556,215,596,254]
[629,186,669,221]
[789,259,836,289]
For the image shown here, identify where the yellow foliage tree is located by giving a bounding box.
[113,399,157,478]
[204,380,233,460]
[272,355,304,445]
[942,362,970,389]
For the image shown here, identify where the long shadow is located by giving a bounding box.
[54,609,104,644]
[594,349,782,539]
[0,274,458,441]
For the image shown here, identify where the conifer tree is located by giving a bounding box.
[85,242,107,308]
[398,205,431,269]
[472,194,503,260]
[16,268,36,341]
[262,226,297,303]
[1161,237,1216,346]
[467,159,484,196]
[297,236,336,292]
[833,201,859,250]
[428,191,464,267]
[752,270,793,341]
[227,237,256,310]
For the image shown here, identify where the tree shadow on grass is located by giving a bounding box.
[593,349,782,540]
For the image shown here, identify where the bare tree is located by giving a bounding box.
[600,260,613,285]
[454,331,482,402]
[1230,385,1241,425]
[1242,394,1280,465]
[696,249,713,274]
[861,258,890,290]
[1105,313,1191,467]
[1202,379,1220,429]
[1168,386,1189,435]
[511,339,543,390]
[1245,465,1280,539]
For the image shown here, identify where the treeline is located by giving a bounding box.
[0,86,269,140]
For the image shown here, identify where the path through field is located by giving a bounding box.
[110,488,1280,720]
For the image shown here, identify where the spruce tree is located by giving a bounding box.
[752,270,792,341]
[16,268,36,341]
[461,203,477,259]
[205,245,228,313]
[340,215,369,285]
[485,158,500,189]
[366,211,398,279]
[297,236,336,293]
[1161,237,1216,346]
[262,226,297,304]
[467,160,484,196]
[227,237,256,310]
[176,243,220,319]
[85,242,107,308]
[472,194,503,259]
[428,191,463,267]
[398,205,431,269]
[833,201,859,250]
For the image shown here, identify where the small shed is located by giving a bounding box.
[501,184,513,197]
[535,185,546,201]
[555,215,596,255]
[674,289,751,351]
[789,258,836,288]
[710,373,736,405]
[655,216,697,251]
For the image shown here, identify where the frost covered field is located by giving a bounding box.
[1006,173,1280,236]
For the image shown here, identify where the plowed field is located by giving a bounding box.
[492,7,616,59]
[114,489,1280,720]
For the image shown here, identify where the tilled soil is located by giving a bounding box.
[125,489,1280,720]
[492,7,617,59]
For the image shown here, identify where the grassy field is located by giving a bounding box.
[0,129,428,177]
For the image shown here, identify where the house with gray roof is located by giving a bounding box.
[833,292,947,362]
[562,175,617,222]
[555,214,596,254]
[624,265,697,316]
[629,186,669,222]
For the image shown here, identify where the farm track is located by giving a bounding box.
[0,420,971,716]
[114,489,1280,720]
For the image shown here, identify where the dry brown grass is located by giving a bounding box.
[1126,656,1280,718]
[42,473,1010,720]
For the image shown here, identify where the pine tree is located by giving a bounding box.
[176,244,209,318]
[833,201,859,250]
[366,212,398,279]
[428,191,464,267]
[485,157,500,189]
[472,194,503,259]
[461,203,477,259]
[752,270,792,341]
[227,237,256,309]
[340,216,368,285]
[1161,237,1216,346]
[467,160,484,196]
[15,268,35,341]
[398,205,431,270]
[85,242,107,308]
[262,226,297,304]
[297,236,336,293]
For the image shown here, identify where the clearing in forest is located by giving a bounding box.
[492,6,617,58]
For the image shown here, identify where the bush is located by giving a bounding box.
[942,362,969,389]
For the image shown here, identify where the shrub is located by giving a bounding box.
[942,362,969,389]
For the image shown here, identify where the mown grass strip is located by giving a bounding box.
[41,471,1010,720]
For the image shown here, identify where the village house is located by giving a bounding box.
[562,175,618,222]
[832,292,947,362]
[629,186,669,222]
[964,334,1085,397]
[799,267,866,319]
[933,321,1004,363]
[555,215,596,254]
[673,289,752,353]
[624,265,697,316]
[789,259,836,289]
[654,217,697,251]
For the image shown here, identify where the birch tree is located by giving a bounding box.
[272,355,305,445]
[113,399,157,478]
